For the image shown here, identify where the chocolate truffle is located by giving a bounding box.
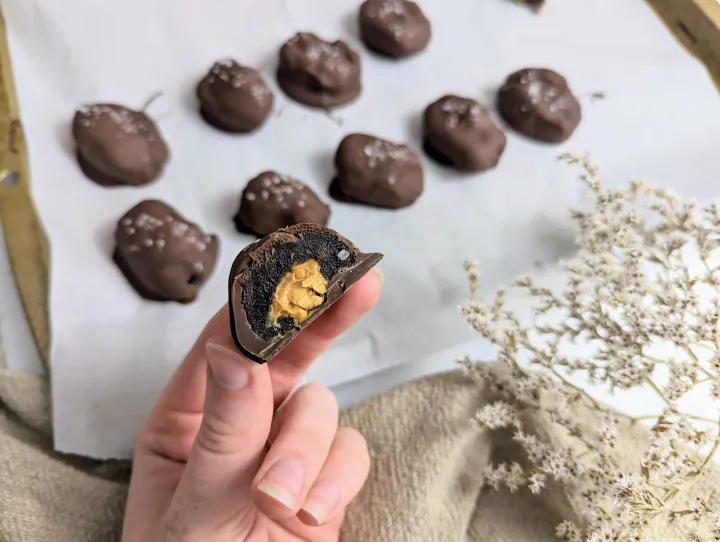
[114,200,219,303]
[229,223,382,362]
[73,103,169,187]
[277,32,362,109]
[234,171,331,237]
[497,68,582,143]
[332,133,423,208]
[423,95,506,172]
[359,0,431,58]
[196,59,274,133]
[511,0,544,11]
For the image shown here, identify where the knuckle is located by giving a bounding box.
[136,410,198,462]
[195,412,238,455]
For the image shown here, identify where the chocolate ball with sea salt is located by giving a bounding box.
[497,68,581,143]
[196,59,274,133]
[423,95,506,172]
[114,200,219,303]
[234,171,331,237]
[72,103,169,187]
[333,133,423,208]
[277,32,362,109]
[360,0,431,58]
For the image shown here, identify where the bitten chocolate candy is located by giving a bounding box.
[359,0,431,58]
[196,59,274,133]
[497,68,581,143]
[73,103,169,187]
[114,200,219,303]
[229,223,382,362]
[277,32,362,109]
[332,133,423,208]
[423,95,506,172]
[234,171,331,237]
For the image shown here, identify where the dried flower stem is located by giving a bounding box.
[462,153,720,541]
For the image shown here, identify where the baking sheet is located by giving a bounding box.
[4,0,720,458]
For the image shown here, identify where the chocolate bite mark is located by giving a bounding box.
[497,68,581,143]
[73,103,169,187]
[241,229,357,341]
[114,200,219,303]
[334,133,424,208]
[234,171,331,237]
[197,59,274,133]
[277,33,362,109]
[423,95,506,172]
[360,0,431,58]
[229,223,382,362]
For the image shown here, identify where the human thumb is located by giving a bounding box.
[168,333,274,536]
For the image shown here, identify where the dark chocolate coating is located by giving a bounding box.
[423,95,506,172]
[512,0,544,10]
[114,200,219,303]
[234,171,331,237]
[333,133,423,208]
[497,68,581,144]
[73,103,169,187]
[359,0,431,58]
[277,33,362,109]
[229,223,383,363]
[196,59,274,133]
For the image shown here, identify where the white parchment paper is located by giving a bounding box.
[4,0,720,458]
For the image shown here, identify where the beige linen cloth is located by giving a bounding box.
[0,366,715,541]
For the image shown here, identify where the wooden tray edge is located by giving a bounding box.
[0,11,51,368]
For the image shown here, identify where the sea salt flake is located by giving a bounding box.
[363,139,411,168]
[170,222,190,237]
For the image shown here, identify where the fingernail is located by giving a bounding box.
[205,341,250,390]
[257,458,305,508]
[372,266,384,285]
[300,479,342,526]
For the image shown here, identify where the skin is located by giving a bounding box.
[122,270,383,541]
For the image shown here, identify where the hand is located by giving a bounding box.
[122,270,382,541]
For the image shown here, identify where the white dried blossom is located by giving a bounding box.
[484,463,507,490]
[460,154,720,541]
[597,417,618,449]
[556,520,584,542]
[476,401,516,429]
[505,462,526,492]
[586,523,616,541]
[528,472,547,495]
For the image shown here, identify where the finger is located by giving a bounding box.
[297,428,371,527]
[268,269,383,405]
[252,383,338,519]
[137,306,231,463]
[169,333,274,531]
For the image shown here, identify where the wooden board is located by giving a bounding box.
[649,0,720,89]
[0,12,50,367]
[0,1,718,372]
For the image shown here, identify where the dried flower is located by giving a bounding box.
[461,154,720,540]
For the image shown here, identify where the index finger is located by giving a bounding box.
[151,268,382,418]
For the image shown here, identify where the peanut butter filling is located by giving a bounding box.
[270,259,328,326]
